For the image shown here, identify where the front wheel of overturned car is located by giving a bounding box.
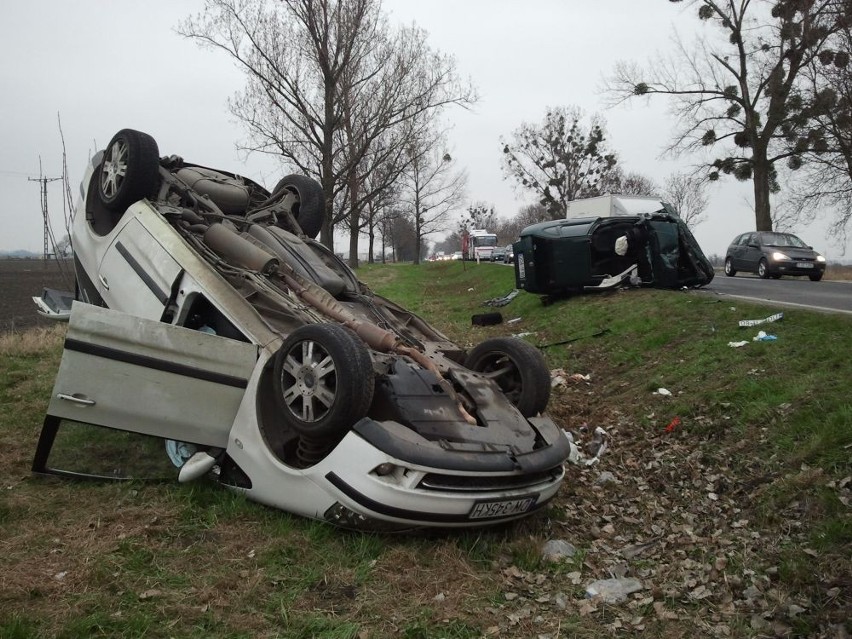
[465,337,550,417]
[97,129,160,212]
[273,324,374,441]
[724,257,736,277]
[273,174,325,239]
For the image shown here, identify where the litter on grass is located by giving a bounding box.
[482,289,519,307]
[753,330,777,342]
[563,426,608,466]
[665,416,682,433]
[728,340,749,348]
[739,312,783,328]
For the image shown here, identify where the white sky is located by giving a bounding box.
[1,0,849,259]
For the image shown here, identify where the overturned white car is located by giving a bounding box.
[33,129,571,530]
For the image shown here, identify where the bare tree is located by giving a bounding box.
[784,26,852,246]
[662,172,709,228]
[596,167,659,196]
[179,0,476,254]
[606,0,850,232]
[398,133,467,265]
[501,106,618,219]
[494,203,549,244]
[459,202,497,234]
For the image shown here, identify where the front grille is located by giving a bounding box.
[417,467,563,493]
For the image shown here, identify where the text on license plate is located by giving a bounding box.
[469,496,537,519]
[517,254,526,280]
[796,262,814,268]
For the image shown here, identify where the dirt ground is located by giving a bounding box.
[0,259,74,332]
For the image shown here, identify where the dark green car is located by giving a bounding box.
[513,207,714,299]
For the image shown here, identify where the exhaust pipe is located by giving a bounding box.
[203,223,279,275]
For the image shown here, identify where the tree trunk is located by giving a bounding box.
[413,209,422,265]
[752,149,773,231]
[347,172,360,269]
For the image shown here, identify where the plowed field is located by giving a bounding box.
[0,259,74,332]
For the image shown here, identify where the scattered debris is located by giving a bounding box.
[585,577,644,604]
[471,312,503,326]
[728,340,749,348]
[506,317,522,324]
[512,331,534,338]
[596,471,618,486]
[538,328,610,350]
[482,289,520,307]
[753,330,777,342]
[550,369,591,388]
[541,539,577,563]
[739,312,783,328]
[665,416,682,433]
[563,427,608,466]
[654,388,672,396]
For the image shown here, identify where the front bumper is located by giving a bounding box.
[314,430,567,530]
[768,260,825,276]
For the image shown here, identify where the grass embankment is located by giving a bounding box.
[1,262,849,638]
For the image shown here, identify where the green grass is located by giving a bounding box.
[1,263,850,638]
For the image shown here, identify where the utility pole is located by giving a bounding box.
[28,162,62,262]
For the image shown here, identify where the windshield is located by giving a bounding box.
[473,236,498,247]
[761,232,807,248]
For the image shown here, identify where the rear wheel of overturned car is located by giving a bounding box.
[273,324,374,441]
[273,174,325,239]
[465,337,550,417]
[97,129,160,212]
[724,257,736,277]
[758,258,770,279]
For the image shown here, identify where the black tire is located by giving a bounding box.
[758,258,770,279]
[274,174,325,239]
[809,272,824,281]
[97,129,160,212]
[465,337,550,417]
[724,257,736,277]
[272,324,373,440]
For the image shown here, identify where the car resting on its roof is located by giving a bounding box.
[32,129,571,531]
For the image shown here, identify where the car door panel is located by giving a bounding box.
[98,217,182,320]
[44,303,258,447]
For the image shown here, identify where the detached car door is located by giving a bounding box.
[35,303,258,471]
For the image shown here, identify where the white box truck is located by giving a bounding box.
[565,194,668,219]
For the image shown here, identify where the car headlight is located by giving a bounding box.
[816,255,826,262]
[771,251,790,261]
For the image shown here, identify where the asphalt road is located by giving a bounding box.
[697,271,852,315]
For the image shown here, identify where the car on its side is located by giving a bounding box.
[513,209,714,301]
[32,129,571,531]
[724,231,826,281]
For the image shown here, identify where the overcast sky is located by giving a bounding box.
[1,0,849,259]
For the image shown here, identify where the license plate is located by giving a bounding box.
[796,262,814,269]
[517,254,526,280]
[469,496,537,519]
